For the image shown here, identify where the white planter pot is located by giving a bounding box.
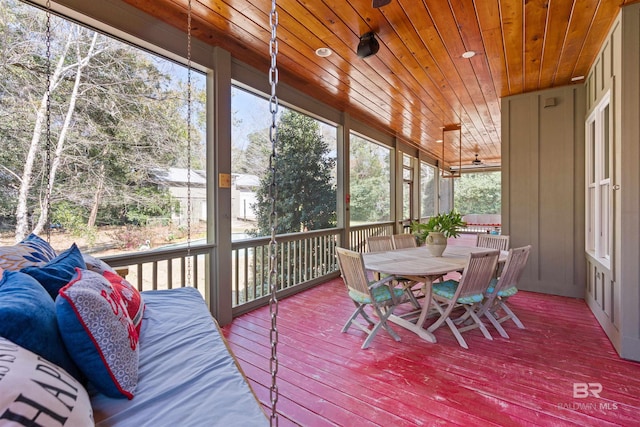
[425,231,447,257]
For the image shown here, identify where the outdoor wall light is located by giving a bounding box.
[357,32,379,58]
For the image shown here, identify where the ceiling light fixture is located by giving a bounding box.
[462,50,476,59]
[315,47,332,57]
[357,32,380,58]
[571,75,585,82]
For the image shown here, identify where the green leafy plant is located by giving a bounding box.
[410,210,466,244]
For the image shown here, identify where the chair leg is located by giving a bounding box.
[431,300,493,349]
[467,308,493,340]
[342,305,365,332]
[349,300,376,325]
[453,309,472,325]
[359,309,376,326]
[405,287,421,309]
[445,317,469,349]
[483,310,510,339]
[426,297,456,333]
[375,305,401,340]
[457,305,495,340]
[360,306,400,349]
[499,301,525,329]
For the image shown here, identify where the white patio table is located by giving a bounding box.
[362,245,507,343]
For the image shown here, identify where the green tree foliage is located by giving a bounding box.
[0,0,204,235]
[421,165,436,217]
[253,110,336,235]
[349,136,390,223]
[454,172,501,215]
[233,130,270,174]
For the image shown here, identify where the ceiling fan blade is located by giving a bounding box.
[372,0,392,8]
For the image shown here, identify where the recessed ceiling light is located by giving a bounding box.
[571,75,585,82]
[462,50,476,59]
[436,139,443,143]
[315,47,332,57]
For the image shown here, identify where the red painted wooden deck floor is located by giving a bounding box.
[222,278,640,426]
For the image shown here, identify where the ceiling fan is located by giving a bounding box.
[471,153,483,166]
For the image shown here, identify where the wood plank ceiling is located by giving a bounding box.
[120,0,639,168]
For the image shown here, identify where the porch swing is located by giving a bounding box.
[11,0,280,424]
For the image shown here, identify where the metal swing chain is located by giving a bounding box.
[45,0,52,242]
[186,0,193,286]
[268,0,280,424]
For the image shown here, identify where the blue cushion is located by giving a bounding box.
[0,233,57,271]
[57,269,139,399]
[349,285,405,304]
[486,285,519,297]
[432,279,484,304]
[0,270,81,380]
[21,243,86,300]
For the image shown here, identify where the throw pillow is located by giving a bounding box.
[102,270,145,334]
[0,233,57,271]
[0,270,81,381]
[22,243,86,300]
[56,268,139,399]
[0,337,93,426]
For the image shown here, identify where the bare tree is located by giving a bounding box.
[32,30,100,235]
[14,30,73,241]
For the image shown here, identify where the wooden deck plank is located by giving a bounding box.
[227,330,502,426]
[223,278,640,426]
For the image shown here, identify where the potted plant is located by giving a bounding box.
[410,210,466,256]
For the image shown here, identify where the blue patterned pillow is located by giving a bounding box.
[57,268,139,399]
[0,270,81,381]
[22,243,86,300]
[0,233,57,271]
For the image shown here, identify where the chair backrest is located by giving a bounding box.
[455,250,500,300]
[476,234,510,251]
[392,233,417,249]
[367,235,394,252]
[335,247,372,296]
[488,245,531,297]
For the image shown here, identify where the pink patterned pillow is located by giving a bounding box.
[102,270,145,334]
[56,268,139,399]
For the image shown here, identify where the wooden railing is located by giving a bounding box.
[348,222,394,252]
[231,228,341,308]
[100,222,397,312]
[101,244,213,297]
